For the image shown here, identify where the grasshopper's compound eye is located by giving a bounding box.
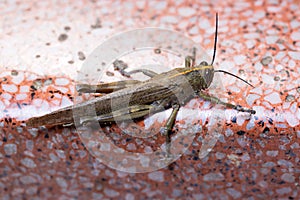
[202,67,214,87]
[199,61,209,66]
[205,68,210,75]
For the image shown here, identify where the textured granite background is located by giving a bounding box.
[1,0,300,199]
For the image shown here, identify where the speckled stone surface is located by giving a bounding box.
[1,0,300,199]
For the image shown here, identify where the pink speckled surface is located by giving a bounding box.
[1,0,300,199]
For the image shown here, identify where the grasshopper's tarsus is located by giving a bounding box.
[234,105,256,115]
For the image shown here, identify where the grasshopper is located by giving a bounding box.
[27,13,255,144]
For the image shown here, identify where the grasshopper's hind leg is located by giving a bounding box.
[197,91,256,114]
[79,105,154,125]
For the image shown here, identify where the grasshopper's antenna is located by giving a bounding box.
[214,70,254,87]
[212,13,254,88]
[211,13,218,65]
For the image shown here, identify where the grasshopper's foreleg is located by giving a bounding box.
[160,104,180,157]
[197,91,256,114]
[76,80,141,93]
[185,47,196,68]
[113,59,158,78]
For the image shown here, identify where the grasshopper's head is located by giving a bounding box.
[193,61,214,89]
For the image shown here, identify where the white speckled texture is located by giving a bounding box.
[0,0,300,199]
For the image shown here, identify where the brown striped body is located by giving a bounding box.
[26,66,214,127]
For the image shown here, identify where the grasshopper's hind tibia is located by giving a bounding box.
[197,91,256,114]
[160,104,180,158]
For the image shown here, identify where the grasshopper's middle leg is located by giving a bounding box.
[197,91,256,114]
[124,47,197,77]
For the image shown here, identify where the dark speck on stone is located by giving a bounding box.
[154,48,161,54]
[231,116,237,123]
[258,120,264,127]
[58,33,68,42]
[268,118,273,125]
[285,95,295,102]
[261,56,272,66]
[91,18,102,29]
[262,127,270,134]
[237,130,246,135]
[78,51,86,60]
[31,92,35,100]
[11,70,18,76]
[106,71,114,76]
[64,26,71,31]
